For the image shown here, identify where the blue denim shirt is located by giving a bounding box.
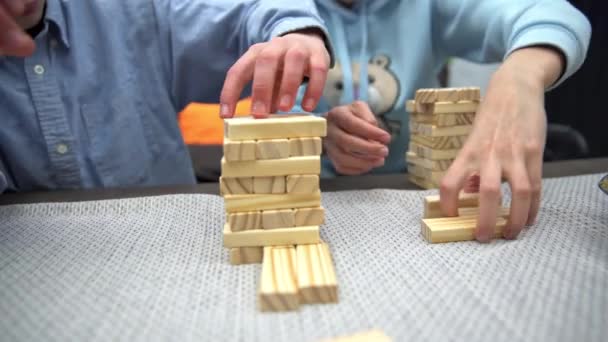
[0,0,327,192]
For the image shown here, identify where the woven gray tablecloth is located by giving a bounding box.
[0,174,607,342]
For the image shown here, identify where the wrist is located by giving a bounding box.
[500,46,565,90]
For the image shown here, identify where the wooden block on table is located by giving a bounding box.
[406,151,453,171]
[421,215,507,243]
[223,139,256,161]
[219,177,254,195]
[229,247,263,265]
[227,211,262,231]
[256,139,289,159]
[253,176,286,194]
[221,156,320,178]
[294,207,325,226]
[407,163,445,183]
[259,246,299,312]
[410,122,472,137]
[289,137,322,156]
[224,224,320,248]
[224,115,327,140]
[408,174,438,189]
[406,100,478,115]
[424,192,480,218]
[262,209,296,229]
[286,174,320,193]
[321,330,392,342]
[297,242,338,304]
[409,142,460,160]
[410,112,476,127]
[410,134,468,150]
[224,191,321,213]
[458,206,511,218]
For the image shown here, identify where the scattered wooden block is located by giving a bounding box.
[224,115,327,140]
[297,242,338,304]
[321,330,392,342]
[286,174,320,194]
[256,139,289,160]
[219,177,254,195]
[294,207,325,226]
[224,191,321,213]
[223,138,256,161]
[221,156,320,178]
[421,215,507,243]
[409,142,460,160]
[410,134,468,150]
[229,247,263,265]
[253,176,286,194]
[406,100,478,115]
[408,174,438,189]
[289,137,322,157]
[262,209,296,229]
[227,211,262,231]
[410,112,476,127]
[407,163,445,184]
[424,192,481,218]
[410,122,472,137]
[224,224,320,248]
[259,246,299,312]
[406,151,453,171]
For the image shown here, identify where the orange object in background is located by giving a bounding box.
[179,98,252,145]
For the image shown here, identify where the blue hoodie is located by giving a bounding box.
[309,0,591,177]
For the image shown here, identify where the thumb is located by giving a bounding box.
[349,101,378,126]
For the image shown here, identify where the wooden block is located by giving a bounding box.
[410,134,468,150]
[406,100,478,114]
[414,88,438,104]
[289,137,322,156]
[256,139,289,159]
[221,156,320,178]
[286,174,320,194]
[224,191,321,213]
[223,138,256,161]
[297,242,338,304]
[262,209,296,229]
[321,330,392,342]
[408,174,438,189]
[259,246,299,312]
[224,115,327,140]
[409,142,460,160]
[458,206,511,218]
[253,176,286,194]
[421,215,507,243]
[410,112,475,127]
[406,151,453,171]
[424,192,480,218]
[227,211,262,231]
[294,207,325,226]
[410,122,472,137]
[219,177,254,195]
[415,87,480,104]
[407,163,445,183]
[224,224,320,248]
[229,247,263,265]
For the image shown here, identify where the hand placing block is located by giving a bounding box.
[297,242,338,304]
[259,246,299,311]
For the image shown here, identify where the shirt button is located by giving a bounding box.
[56,143,69,155]
[34,64,45,75]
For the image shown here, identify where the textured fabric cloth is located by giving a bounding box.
[0,174,606,341]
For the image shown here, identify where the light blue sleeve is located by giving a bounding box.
[431,0,591,88]
[0,158,8,194]
[152,0,330,111]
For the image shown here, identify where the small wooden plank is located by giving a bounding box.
[414,88,438,104]
[253,176,286,194]
[410,122,472,137]
[256,139,289,160]
[458,206,511,218]
[406,151,453,171]
[421,215,507,243]
[286,174,320,194]
[219,177,254,195]
[297,242,338,304]
[225,115,327,140]
[289,137,322,157]
[424,192,480,219]
[227,211,262,231]
[409,142,460,160]
[262,209,296,229]
[224,191,321,213]
[223,138,256,161]
[294,207,325,226]
[406,100,478,115]
[407,163,445,183]
[221,156,320,178]
[321,330,392,342]
[259,246,299,312]
[410,134,468,150]
[415,87,480,104]
[410,112,476,127]
[224,224,320,248]
[408,174,438,189]
[229,247,263,265]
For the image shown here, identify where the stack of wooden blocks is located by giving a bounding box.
[220,114,338,312]
[406,87,480,189]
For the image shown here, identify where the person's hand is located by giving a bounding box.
[324,101,391,175]
[0,0,35,57]
[219,29,330,118]
[440,47,565,242]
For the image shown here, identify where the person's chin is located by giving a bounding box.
[16,1,45,30]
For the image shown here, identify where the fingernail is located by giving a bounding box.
[476,230,491,243]
[252,101,266,114]
[380,146,389,156]
[279,95,292,110]
[219,104,230,118]
[303,99,316,111]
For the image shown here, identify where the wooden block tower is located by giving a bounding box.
[220,114,338,311]
[405,87,480,189]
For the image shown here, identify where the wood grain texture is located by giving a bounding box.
[227,211,262,231]
[224,115,327,140]
[405,151,453,171]
[223,224,320,248]
[410,134,468,150]
[224,191,321,213]
[421,215,507,243]
[321,330,392,342]
[414,87,480,104]
[409,122,472,137]
[296,242,338,304]
[286,175,319,194]
[219,177,254,195]
[408,142,460,160]
[262,209,296,229]
[259,246,299,312]
[458,206,511,218]
[424,192,481,219]
[408,174,438,189]
[406,100,478,115]
[229,247,263,265]
[410,112,475,127]
[294,207,325,227]
[289,137,322,157]
[256,139,289,159]
[223,138,256,161]
[253,176,286,194]
[221,156,320,178]
[407,163,446,183]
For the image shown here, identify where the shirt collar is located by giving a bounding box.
[45,0,70,48]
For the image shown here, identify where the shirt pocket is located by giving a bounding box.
[80,97,153,187]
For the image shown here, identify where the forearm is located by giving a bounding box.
[499,46,566,90]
